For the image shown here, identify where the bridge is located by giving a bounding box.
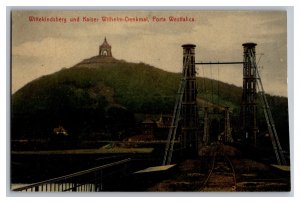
[12,42,290,192]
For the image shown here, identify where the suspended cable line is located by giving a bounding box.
[210,63,214,104]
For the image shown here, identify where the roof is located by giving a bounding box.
[182,44,196,48]
[126,134,154,141]
[100,37,111,48]
[12,147,154,155]
[242,42,257,47]
[134,164,176,174]
[271,164,290,172]
[142,119,155,124]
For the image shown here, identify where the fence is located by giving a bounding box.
[12,158,131,192]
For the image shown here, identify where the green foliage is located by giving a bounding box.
[12,60,289,150]
[196,77,243,110]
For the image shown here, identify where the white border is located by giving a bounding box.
[2,0,299,202]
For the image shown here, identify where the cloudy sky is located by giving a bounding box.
[12,10,287,96]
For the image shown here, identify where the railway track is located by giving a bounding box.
[200,144,237,192]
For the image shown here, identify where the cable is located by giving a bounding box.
[202,66,208,107]
[210,63,214,104]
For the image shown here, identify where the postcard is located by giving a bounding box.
[10,10,290,192]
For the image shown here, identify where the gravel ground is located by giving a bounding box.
[148,145,290,192]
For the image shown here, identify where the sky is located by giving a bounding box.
[11,10,288,97]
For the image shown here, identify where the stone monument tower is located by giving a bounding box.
[99,37,112,57]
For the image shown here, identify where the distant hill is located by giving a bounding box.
[11,57,289,150]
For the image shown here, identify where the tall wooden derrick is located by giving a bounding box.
[240,43,258,146]
[181,44,199,156]
[162,44,199,165]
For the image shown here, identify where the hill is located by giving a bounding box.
[11,58,289,150]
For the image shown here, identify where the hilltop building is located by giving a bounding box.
[77,37,118,65]
[99,37,112,57]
